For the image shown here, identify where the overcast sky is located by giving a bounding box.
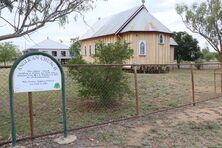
[0,0,211,51]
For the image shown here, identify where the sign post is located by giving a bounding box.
[9,52,68,146]
[28,92,34,138]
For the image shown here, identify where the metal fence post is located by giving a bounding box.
[190,64,196,106]
[134,65,139,116]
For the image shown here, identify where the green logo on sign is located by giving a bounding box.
[54,83,60,89]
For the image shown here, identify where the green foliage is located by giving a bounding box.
[195,58,204,70]
[0,42,20,66]
[68,37,86,64]
[176,0,222,61]
[94,41,134,64]
[214,52,220,61]
[69,37,81,57]
[173,31,201,64]
[69,41,133,106]
[201,47,218,61]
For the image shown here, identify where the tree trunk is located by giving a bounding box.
[219,51,222,69]
[219,51,222,62]
[3,60,6,66]
[177,63,180,69]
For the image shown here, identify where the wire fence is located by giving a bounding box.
[0,63,222,145]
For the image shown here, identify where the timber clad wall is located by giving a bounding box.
[170,47,175,63]
[81,35,118,63]
[81,32,174,64]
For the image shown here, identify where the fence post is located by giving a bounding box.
[214,70,216,93]
[190,64,196,106]
[221,73,222,93]
[134,65,139,116]
[28,92,34,139]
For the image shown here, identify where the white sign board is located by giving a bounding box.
[13,55,62,93]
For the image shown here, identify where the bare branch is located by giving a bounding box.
[0,0,95,41]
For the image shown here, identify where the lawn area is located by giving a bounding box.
[2,97,222,147]
[0,67,221,143]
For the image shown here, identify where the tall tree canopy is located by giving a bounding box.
[173,32,201,64]
[0,0,96,41]
[0,42,21,66]
[176,0,222,61]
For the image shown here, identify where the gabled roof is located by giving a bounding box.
[81,5,172,40]
[27,39,69,50]
[170,38,178,46]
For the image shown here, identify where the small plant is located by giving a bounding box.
[69,41,133,106]
[167,100,178,108]
[194,59,204,70]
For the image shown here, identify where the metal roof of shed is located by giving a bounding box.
[81,5,172,40]
[170,38,178,46]
[27,39,69,50]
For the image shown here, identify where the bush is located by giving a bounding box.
[194,59,204,70]
[69,41,133,106]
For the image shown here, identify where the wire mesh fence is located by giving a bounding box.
[137,68,192,114]
[0,63,222,145]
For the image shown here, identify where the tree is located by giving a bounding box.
[69,41,133,106]
[69,37,81,58]
[68,37,85,64]
[173,32,201,67]
[0,0,96,41]
[0,42,20,66]
[201,47,217,61]
[176,0,222,61]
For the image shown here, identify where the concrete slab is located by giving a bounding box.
[54,135,77,145]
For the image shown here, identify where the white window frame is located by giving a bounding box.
[84,46,87,56]
[61,51,66,57]
[92,44,96,55]
[138,40,147,56]
[159,34,165,44]
[89,45,91,56]
[52,51,57,57]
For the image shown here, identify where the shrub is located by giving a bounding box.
[69,41,133,106]
[194,59,204,70]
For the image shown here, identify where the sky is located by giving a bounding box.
[0,0,211,51]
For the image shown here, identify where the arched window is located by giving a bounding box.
[139,41,146,55]
[159,34,164,44]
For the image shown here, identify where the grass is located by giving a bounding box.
[0,67,221,143]
[141,120,222,147]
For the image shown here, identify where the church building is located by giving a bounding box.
[80,2,177,64]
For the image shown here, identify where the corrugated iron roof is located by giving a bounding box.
[170,38,178,46]
[28,39,69,50]
[120,8,172,34]
[80,5,172,40]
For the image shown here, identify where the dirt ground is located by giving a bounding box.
[2,97,222,148]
